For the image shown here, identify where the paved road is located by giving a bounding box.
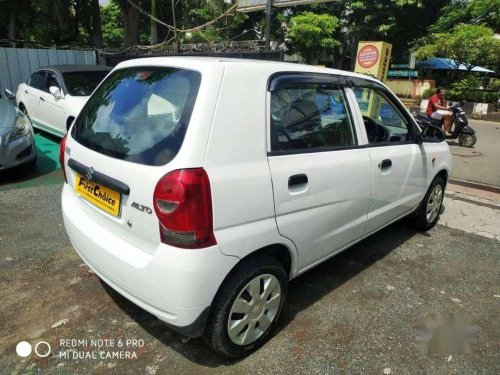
[1,183,498,374]
[449,120,500,187]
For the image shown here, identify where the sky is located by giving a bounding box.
[99,0,110,5]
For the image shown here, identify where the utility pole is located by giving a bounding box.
[265,0,273,50]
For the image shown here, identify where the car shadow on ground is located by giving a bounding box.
[102,219,423,366]
[0,131,60,188]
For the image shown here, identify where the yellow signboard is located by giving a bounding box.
[354,41,392,82]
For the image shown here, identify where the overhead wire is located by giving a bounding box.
[124,0,238,33]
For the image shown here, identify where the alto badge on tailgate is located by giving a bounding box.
[131,202,153,214]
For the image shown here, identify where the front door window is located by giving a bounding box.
[353,86,412,144]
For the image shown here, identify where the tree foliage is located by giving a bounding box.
[286,12,340,64]
[101,1,124,48]
[279,0,448,67]
[414,24,500,71]
[0,0,469,72]
[430,0,500,33]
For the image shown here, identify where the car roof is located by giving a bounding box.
[38,64,113,74]
[114,56,380,83]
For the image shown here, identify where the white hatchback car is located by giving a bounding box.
[61,57,451,357]
[16,65,112,137]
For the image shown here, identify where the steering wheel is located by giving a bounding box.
[363,116,389,143]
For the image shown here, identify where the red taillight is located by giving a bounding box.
[59,134,68,183]
[153,168,216,249]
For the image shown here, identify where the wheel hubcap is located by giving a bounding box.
[227,274,281,346]
[426,184,443,223]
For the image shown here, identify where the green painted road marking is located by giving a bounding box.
[35,132,61,168]
[0,131,64,191]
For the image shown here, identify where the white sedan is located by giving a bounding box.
[16,65,112,137]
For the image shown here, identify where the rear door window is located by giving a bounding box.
[270,81,356,152]
[72,67,201,166]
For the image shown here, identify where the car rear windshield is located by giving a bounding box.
[72,67,201,166]
[63,71,110,96]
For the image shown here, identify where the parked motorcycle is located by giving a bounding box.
[414,102,476,147]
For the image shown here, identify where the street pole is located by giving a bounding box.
[265,0,273,50]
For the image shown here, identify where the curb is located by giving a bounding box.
[449,178,500,194]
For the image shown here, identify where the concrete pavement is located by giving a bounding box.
[441,183,500,241]
[0,182,498,374]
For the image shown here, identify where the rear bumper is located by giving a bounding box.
[61,184,238,336]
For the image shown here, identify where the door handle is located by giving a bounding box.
[379,159,392,170]
[24,90,28,94]
[288,174,308,187]
[40,97,45,101]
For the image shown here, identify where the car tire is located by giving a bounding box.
[412,176,445,231]
[204,254,288,358]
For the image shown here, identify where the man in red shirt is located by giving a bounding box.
[427,88,453,136]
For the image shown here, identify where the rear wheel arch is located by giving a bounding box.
[220,244,294,287]
[204,249,289,357]
[210,243,294,309]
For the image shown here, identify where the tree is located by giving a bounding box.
[469,0,500,31]
[6,0,24,45]
[150,0,158,44]
[430,0,500,33]
[79,0,104,48]
[279,0,449,68]
[415,24,500,72]
[116,0,142,46]
[101,1,124,47]
[286,12,340,64]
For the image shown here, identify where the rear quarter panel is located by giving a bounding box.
[204,65,298,277]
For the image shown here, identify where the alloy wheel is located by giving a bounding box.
[426,184,443,224]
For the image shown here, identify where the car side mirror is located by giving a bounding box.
[4,89,15,99]
[418,125,445,143]
[49,86,64,99]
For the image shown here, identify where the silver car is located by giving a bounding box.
[0,89,36,170]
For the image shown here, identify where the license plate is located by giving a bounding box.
[75,174,121,217]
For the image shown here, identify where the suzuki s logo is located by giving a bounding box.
[85,166,95,181]
[131,202,152,214]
